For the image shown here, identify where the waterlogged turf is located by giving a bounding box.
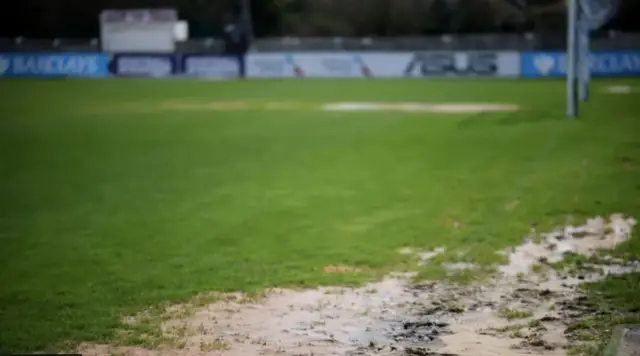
[0,78,639,353]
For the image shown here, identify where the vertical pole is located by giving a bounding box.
[567,0,579,118]
[238,0,252,78]
[240,0,253,44]
[583,30,591,101]
[578,5,590,102]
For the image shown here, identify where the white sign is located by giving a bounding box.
[403,52,520,77]
[184,56,239,78]
[0,56,9,75]
[117,57,172,76]
[247,52,411,78]
[246,53,297,77]
[174,21,188,41]
[100,8,177,52]
[246,52,520,78]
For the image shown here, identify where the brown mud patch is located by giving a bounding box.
[79,214,638,356]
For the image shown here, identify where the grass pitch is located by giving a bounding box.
[0,78,639,353]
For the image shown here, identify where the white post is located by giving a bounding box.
[578,5,591,102]
[567,0,579,118]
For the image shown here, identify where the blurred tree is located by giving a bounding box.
[0,0,636,38]
[250,0,287,37]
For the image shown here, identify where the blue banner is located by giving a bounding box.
[181,54,240,78]
[521,51,640,77]
[0,53,109,77]
[109,53,178,77]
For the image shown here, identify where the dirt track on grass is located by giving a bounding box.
[79,214,638,356]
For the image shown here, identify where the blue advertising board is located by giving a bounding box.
[109,53,178,77]
[181,54,240,78]
[521,51,640,77]
[0,53,109,77]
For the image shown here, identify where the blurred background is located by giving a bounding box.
[1,0,639,52]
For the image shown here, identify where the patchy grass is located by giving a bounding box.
[492,320,546,339]
[415,264,496,285]
[528,319,545,329]
[1,78,640,352]
[565,273,640,356]
[531,263,545,274]
[110,290,266,349]
[494,323,527,333]
[199,338,231,352]
[498,307,534,321]
[413,247,498,284]
[546,243,640,355]
[444,302,466,313]
[550,253,592,270]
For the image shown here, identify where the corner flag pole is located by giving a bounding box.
[567,0,579,119]
[569,0,619,118]
[578,8,591,102]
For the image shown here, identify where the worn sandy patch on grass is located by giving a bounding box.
[160,101,251,111]
[79,214,638,356]
[322,102,520,113]
[157,100,304,111]
[604,85,634,94]
[108,101,522,114]
[322,265,363,273]
[264,101,302,110]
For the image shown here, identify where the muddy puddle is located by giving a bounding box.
[80,214,638,356]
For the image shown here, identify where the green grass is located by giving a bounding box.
[1,78,639,353]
